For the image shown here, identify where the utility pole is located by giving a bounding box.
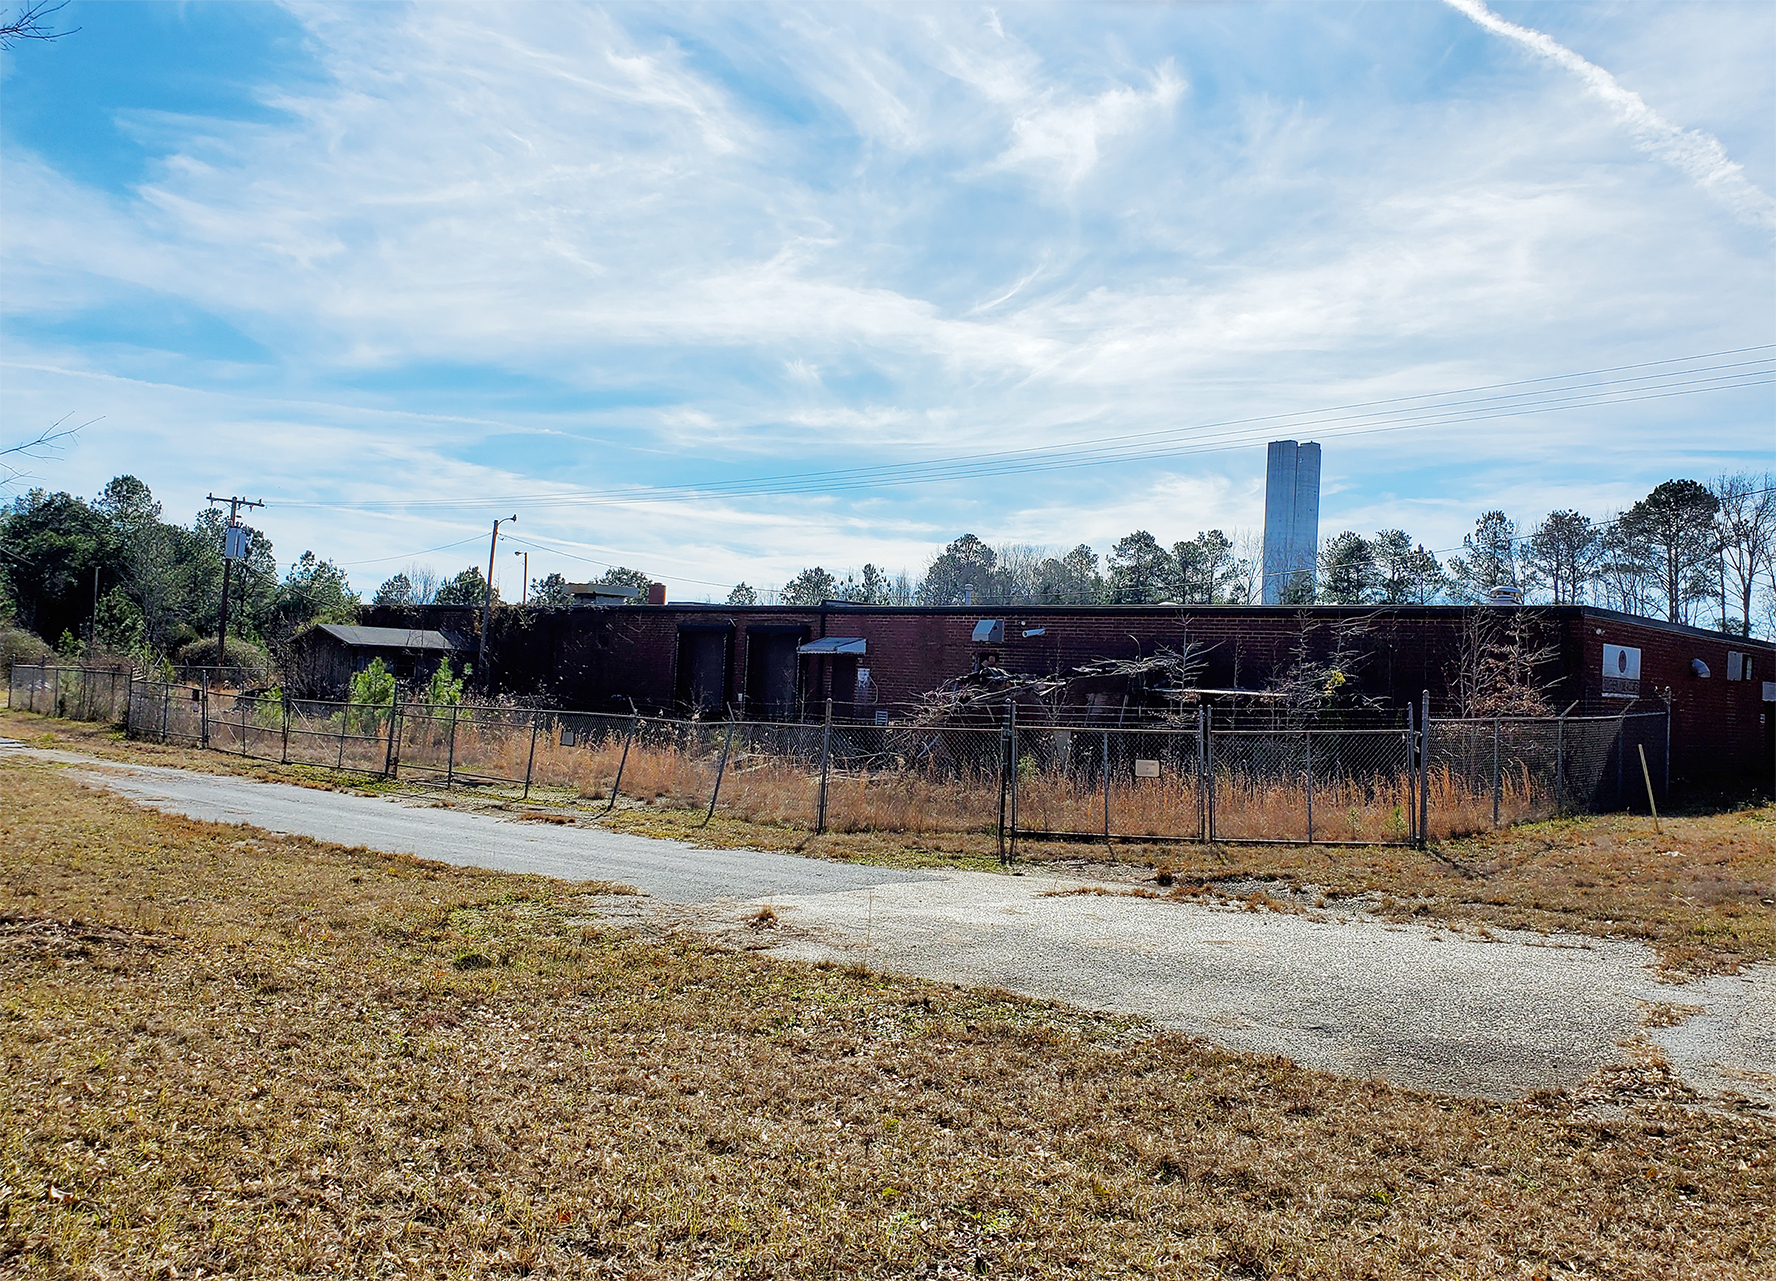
[478,515,517,687]
[86,566,99,661]
[207,494,264,668]
[513,549,528,605]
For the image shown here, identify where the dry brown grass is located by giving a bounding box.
[3,760,1774,1279]
[7,707,1775,975]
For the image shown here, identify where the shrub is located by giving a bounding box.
[173,636,272,685]
[0,626,52,681]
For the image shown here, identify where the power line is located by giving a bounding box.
[501,533,739,591]
[280,347,1773,513]
[335,534,487,568]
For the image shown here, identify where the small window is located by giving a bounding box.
[1727,651,1745,681]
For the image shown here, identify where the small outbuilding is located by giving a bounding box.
[286,623,471,698]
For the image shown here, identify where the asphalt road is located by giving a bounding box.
[25,746,1774,1103]
[53,755,931,903]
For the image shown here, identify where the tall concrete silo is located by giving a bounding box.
[1261,440,1321,604]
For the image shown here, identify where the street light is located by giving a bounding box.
[513,549,529,605]
[477,514,517,686]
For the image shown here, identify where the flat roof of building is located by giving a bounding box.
[314,624,467,652]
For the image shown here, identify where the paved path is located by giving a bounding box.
[17,745,1774,1103]
[42,753,930,903]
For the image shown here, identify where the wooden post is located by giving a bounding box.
[522,713,540,799]
[604,714,639,814]
[816,698,833,835]
[1638,743,1661,834]
[200,673,209,749]
[281,694,290,764]
[700,719,738,827]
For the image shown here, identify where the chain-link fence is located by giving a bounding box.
[6,664,132,723]
[1424,712,1668,834]
[9,673,1675,851]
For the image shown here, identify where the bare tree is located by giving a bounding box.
[1,1,77,48]
[1712,472,1776,637]
[1,415,94,489]
[1449,608,1561,717]
[1226,529,1266,604]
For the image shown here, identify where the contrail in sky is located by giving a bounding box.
[1443,0,1775,229]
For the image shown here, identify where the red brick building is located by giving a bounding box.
[360,601,1774,794]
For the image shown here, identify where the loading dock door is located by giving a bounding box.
[746,627,806,720]
[675,627,732,716]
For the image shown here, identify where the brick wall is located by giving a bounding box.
[360,601,1774,794]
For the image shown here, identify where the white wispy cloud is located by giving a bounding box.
[1,1,1770,585]
[1443,0,1776,228]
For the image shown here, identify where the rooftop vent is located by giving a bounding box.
[1488,585,1525,606]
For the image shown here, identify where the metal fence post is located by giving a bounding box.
[522,712,541,798]
[1007,699,1019,863]
[161,681,170,741]
[241,696,250,757]
[816,698,834,835]
[1418,690,1431,846]
[200,674,210,748]
[996,715,1010,861]
[1662,706,1671,798]
[1615,714,1626,809]
[445,703,460,790]
[701,718,738,827]
[1555,709,1565,814]
[1197,705,1207,842]
[337,702,349,771]
[281,694,290,764]
[604,714,638,814]
[384,698,401,779]
[1305,729,1314,845]
[1102,728,1111,843]
[1492,716,1502,829]
[1405,702,1416,844]
[1205,708,1216,844]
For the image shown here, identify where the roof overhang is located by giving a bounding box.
[797,636,867,656]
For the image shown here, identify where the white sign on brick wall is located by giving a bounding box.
[1602,644,1641,697]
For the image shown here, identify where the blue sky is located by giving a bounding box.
[3,1,1772,601]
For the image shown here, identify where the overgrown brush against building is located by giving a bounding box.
[4,761,1773,1277]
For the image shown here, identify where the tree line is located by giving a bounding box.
[0,477,359,674]
[11,471,1767,677]
[727,473,1776,636]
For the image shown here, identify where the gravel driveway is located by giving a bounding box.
[23,745,1774,1105]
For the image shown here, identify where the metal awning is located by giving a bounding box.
[797,636,867,656]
